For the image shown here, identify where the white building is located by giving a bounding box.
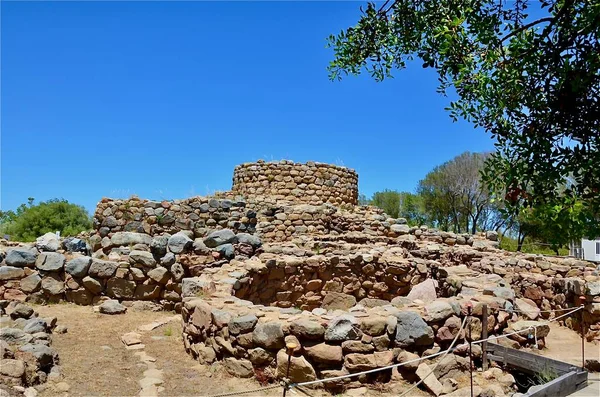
[570,238,600,262]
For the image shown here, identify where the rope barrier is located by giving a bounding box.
[200,383,282,397]
[203,306,584,397]
[290,318,469,389]
[473,305,584,346]
[512,306,585,315]
[397,316,469,397]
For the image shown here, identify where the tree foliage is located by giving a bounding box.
[371,189,402,218]
[417,152,503,233]
[328,0,600,220]
[0,199,92,242]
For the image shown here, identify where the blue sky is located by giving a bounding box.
[1,1,495,213]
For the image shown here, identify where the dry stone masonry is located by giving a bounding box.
[1,160,599,392]
[232,160,358,206]
[0,301,62,395]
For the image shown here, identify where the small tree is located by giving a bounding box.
[0,198,92,242]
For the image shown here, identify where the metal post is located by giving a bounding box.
[282,342,296,397]
[468,305,474,397]
[482,304,488,371]
[579,298,586,370]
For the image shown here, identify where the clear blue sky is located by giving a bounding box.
[1,1,495,214]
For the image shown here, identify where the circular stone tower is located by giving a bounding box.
[232,160,358,206]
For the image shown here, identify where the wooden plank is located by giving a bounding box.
[527,371,584,397]
[486,343,576,374]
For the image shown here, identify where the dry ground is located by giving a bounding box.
[32,304,599,397]
[32,304,426,397]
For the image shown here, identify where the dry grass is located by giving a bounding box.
[32,303,174,397]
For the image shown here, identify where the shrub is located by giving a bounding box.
[0,198,92,242]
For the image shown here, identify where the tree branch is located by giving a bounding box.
[500,16,554,42]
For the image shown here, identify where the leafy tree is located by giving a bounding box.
[0,199,92,242]
[327,0,600,219]
[398,192,428,226]
[418,152,497,233]
[371,189,401,218]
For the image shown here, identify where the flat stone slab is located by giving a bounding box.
[121,332,142,346]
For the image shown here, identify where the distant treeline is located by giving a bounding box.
[361,152,596,254]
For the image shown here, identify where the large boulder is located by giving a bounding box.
[106,278,136,299]
[416,363,444,396]
[35,252,65,272]
[506,320,550,339]
[406,279,438,303]
[19,273,42,293]
[181,277,215,298]
[23,318,48,334]
[150,235,169,256]
[5,248,38,267]
[324,315,361,342]
[515,298,540,320]
[88,259,119,278]
[305,343,343,365]
[18,344,55,368]
[110,232,152,247]
[62,237,89,253]
[0,359,25,379]
[289,319,325,340]
[394,311,434,348]
[425,301,456,322]
[228,315,258,335]
[275,349,316,382]
[65,257,92,278]
[99,300,127,315]
[252,322,285,350]
[236,233,261,248]
[223,358,254,378]
[433,354,469,380]
[216,244,234,259]
[147,267,169,284]
[390,224,410,235]
[134,284,161,300]
[82,276,103,294]
[321,292,357,311]
[203,229,237,248]
[0,266,25,281]
[0,328,33,345]
[41,274,65,295]
[36,232,60,252]
[129,250,156,267]
[167,232,193,254]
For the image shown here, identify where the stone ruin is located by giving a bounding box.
[1,160,599,395]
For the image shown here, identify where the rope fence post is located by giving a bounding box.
[482,304,488,371]
[282,342,297,397]
[467,304,474,397]
[578,297,586,370]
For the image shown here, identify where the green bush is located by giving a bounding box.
[0,198,92,242]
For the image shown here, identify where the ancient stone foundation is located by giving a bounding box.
[1,160,600,391]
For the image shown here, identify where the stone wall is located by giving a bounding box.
[181,293,519,391]
[232,160,358,206]
[234,248,431,311]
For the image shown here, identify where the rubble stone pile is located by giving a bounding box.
[0,301,62,394]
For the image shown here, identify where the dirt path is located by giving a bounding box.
[537,322,599,368]
[537,323,600,397]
